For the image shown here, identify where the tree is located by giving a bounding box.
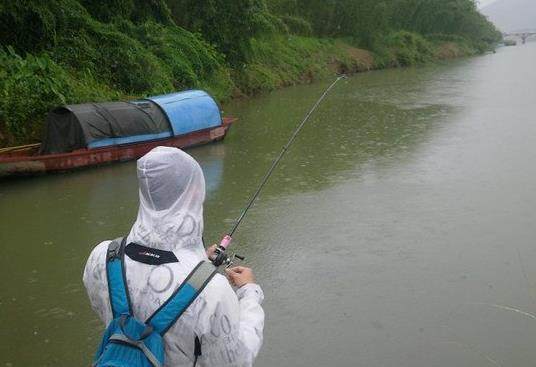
[166,0,281,65]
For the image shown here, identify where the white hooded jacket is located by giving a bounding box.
[83,146,265,367]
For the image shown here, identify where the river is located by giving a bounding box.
[1,43,536,367]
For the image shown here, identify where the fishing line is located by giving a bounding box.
[211,75,347,267]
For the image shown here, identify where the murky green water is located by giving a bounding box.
[2,43,536,366]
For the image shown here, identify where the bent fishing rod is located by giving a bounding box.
[211,75,347,267]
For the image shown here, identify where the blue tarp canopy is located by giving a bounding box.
[146,90,222,136]
[40,90,222,153]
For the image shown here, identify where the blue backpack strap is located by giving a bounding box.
[146,261,217,335]
[106,237,132,318]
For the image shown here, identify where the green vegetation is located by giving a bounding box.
[0,0,501,147]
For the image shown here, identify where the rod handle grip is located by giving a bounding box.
[219,235,232,249]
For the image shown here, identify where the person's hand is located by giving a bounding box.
[225,266,255,288]
[206,244,217,259]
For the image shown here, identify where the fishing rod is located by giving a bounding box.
[211,75,347,267]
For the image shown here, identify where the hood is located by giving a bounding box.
[127,146,207,261]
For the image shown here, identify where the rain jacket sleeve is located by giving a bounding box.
[82,241,114,324]
[235,283,265,358]
[193,276,265,367]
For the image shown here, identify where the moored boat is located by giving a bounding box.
[0,90,236,177]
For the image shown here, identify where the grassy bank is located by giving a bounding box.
[0,1,488,148]
[238,31,481,97]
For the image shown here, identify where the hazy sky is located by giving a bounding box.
[478,0,498,8]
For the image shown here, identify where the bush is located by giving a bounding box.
[384,31,435,66]
[236,36,358,94]
[118,21,233,95]
[0,47,117,144]
[167,0,285,65]
[279,15,312,36]
[80,0,135,22]
[0,0,85,54]
[81,0,173,24]
[0,48,75,142]
[425,33,469,44]
[86,23,174,93]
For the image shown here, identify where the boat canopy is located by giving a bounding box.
[40,90,222,154]
[147,90,222,136]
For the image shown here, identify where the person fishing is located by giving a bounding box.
[83,76,343,367]
[83,146,265,367]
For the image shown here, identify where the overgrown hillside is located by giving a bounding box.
[0,0,501,147]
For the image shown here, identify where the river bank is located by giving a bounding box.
[0,0,501,148]
[0,32,483,149]
[235,32,481,96]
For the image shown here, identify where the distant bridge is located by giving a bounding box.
[503,30,536,44]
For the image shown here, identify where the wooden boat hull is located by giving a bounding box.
[0,118,234,177]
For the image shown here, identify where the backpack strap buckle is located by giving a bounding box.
[107,237,124,262]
